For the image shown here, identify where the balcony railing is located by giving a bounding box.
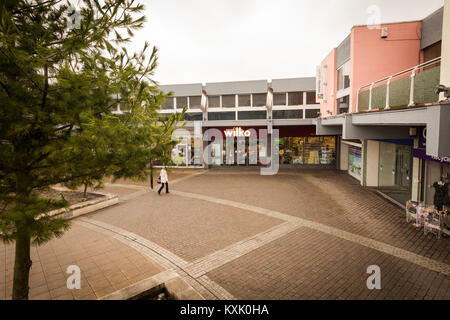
[356,57,441,112]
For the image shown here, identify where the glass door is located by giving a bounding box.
[395,145,412,190]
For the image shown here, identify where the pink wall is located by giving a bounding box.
[319,48,337,116]
[350,22,422,112]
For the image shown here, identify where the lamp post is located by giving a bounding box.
[150,161,153,189]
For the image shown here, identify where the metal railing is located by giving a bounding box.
[356,57,441,112]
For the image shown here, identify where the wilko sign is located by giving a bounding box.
[224,127,252,138]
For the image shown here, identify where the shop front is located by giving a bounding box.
[204,125,336,168]
[377,139,414,205]
[279,136,336,167]
[413,127,450,207]
[405,128,450,238]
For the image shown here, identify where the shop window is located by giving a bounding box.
[305,109,320,118]
[176,96,188,109]
[288,92,303,105]
[208,112,235,121]
[273,110,302,119]
[189,96,202,108]
[306,91,316,104]
[208,96,220,108]
[238,111,266,120]
[252,93,267,107]
[273,93,286,106]
[348,146,362,181]
[163,97,174,110]
[279,136,336,165]
[222,95,236,108]
[170,136,201,166]
[238,94,251,107]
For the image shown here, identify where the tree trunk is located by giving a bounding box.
[12,230,32,300]
[83,183,88,198]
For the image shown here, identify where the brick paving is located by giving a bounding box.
[1,168,449,300]
[0,223,163,300]
[207,227,450,300]
[173,169,450,265]
[89,191,282,262]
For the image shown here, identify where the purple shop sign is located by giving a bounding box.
[413,148,450,165]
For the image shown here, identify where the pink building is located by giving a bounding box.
[318,21,423,116]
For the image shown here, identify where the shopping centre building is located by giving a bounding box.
[159,78,337,168]
[158,2,450,208]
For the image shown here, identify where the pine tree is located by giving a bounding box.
[0,0,183,299]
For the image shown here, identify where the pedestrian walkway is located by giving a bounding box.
[0,223,163,300]
[1,168,449,300]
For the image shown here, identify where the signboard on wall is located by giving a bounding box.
[316,65,325,103]
[413,127,450,164]
[348,146,362,181]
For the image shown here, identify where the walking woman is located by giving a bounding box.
[158,166,169,195]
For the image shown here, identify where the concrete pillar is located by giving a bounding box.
[440,0,450,100]
[339,141,349,171]
[365,140,380,187]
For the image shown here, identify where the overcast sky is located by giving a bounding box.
[129,0,444,85]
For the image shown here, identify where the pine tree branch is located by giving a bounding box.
[0,80,10,97]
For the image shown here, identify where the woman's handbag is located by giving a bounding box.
[157,176,161,184]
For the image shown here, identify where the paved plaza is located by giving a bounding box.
[1,168,449,300]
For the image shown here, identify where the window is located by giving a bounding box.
[305,109,320,118]
[189,96,201,108]
[306,92,316,105]
[273,110,302,119]
[238,94,251,107]
[288,92,303,105]
[273,93,286,106]
[337,61,350,91]
[163,97,174,110]
[252,93,266,107]
[278,136,336,165]
[336,95,349,114]
[222,95,235,108]
[182,113,202,121]
[176,96,187,109]
[208,112,235,121]
[238,111,266,120]
[208,96,220,108]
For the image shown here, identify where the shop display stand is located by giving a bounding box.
[405,200,426,226]
[424,210,443,239]
[405,200,448,239]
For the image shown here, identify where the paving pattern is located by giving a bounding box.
[88,168,450,300]
[0,223,163,300]
[2,168,449,300]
